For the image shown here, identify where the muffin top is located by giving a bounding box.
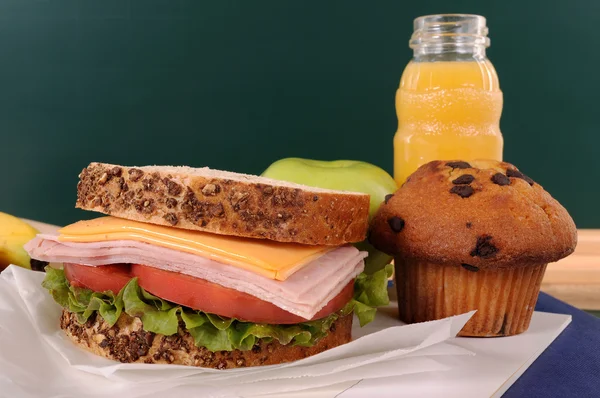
[369,160,577,270]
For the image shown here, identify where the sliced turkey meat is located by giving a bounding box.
[25,234,366,320]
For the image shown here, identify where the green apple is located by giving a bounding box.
[262,158,397,220]
[261,158,398,274]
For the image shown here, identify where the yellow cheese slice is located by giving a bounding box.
[58,216,333,281]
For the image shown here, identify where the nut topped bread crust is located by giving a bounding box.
[60,309,352,369]
[76,162,370,246]
[369,160,577,270]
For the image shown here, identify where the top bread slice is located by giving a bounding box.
[76,162,370,246]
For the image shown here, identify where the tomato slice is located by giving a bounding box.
[130,264,353,324]
[64,263,132,294]
[62,262,354,324]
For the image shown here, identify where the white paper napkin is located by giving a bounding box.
[0,266,477,397]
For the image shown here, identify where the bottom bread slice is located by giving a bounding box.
[60,309,352,369]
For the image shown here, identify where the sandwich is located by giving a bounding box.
[25,162,390,369]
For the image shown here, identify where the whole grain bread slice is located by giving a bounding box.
[60,309,352,369]
[76,162,370,245]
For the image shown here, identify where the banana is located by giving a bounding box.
[0,212,39,271]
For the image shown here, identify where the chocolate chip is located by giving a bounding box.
[506,169,535,186]
[452,174,475,185]
[446,161,471,169]
[449,185,474,198]
[466,222,472,229]
[313,195,319,202]
[491,173,510,186]
[388,216,405,233]
[470,235,498,258]
[506,169,522,178]
[461,263,479,272]
[522,175,534,185]
[384,194,394,204]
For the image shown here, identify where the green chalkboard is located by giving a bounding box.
[0,0,598,228]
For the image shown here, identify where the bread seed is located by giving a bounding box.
[461,263,479,272]
[450,185,474,198]
[452,174,475,185]
[230,191,249,209]
[165,198,177,209]
[110,167,122,177]
[163,213,178,226]
[135,199,155,214]
[210,203,224,217]
[128,168,144,182]
[98,173,109,185]
[491,173,510,186]
[142,178,154,191]
[446,161,471,169]
[202,183,220,196]
[384,194,394,204]
[470,235,498,258]
[388,216,405,233]
[163,178,182,196]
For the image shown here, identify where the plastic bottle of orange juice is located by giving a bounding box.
[394,14,504,185]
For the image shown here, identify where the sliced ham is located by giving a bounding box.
[25,235,366,320]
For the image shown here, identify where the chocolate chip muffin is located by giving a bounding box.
[369,160,577,337]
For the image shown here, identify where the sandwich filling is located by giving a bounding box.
[26,217,392,352]
[26,220,366,320]
[57,217,335,281]
[42,266,389,352]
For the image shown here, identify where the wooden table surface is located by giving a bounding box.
[541,229,600,310]
[25,220,600,311]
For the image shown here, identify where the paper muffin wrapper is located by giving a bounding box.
[394,258,547,337]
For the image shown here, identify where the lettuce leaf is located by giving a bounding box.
[42,265,391,352]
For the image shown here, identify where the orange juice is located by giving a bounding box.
[394,15,504,185]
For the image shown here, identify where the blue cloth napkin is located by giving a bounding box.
[504,292,600,397]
